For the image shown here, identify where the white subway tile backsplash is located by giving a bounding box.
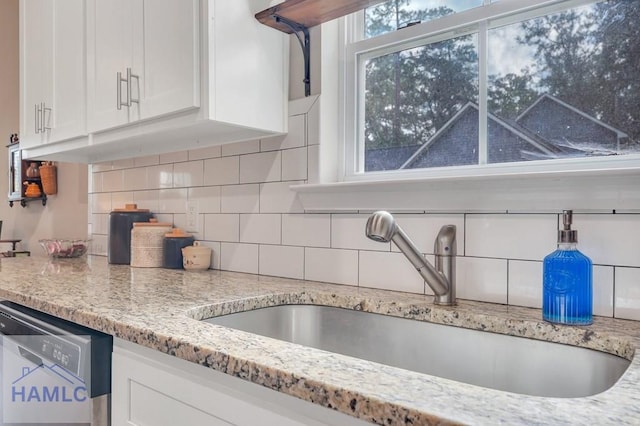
[158,188,188,213]
[331,214,385,251]
[272,114,306,150]
[307,99,320,146]
[220,242,258,274]
[614,267,640,320]
[174,160,204,188]
[577,214,640,267]
[359,251,425,294]
[305,248,358,285]
[240,214,281,244]
[307,144,319,184]
[153,213,174,226]
[508,260,542,308]
[90,234,108,256]
[134,155,160,167]
[593,266,614,317]
[390,214,465,255]
[147,164,174,189]
[161,151,188,164]
[240,151,281,184]
[87,97,640,323]
[457,257,508,304]
[188,186,221,213]
[111,192,134,210]
[133,190,160,213]
[221,184,260,213]
[203,241,221,270]
[221,140,260,157]
[91,162,112,173]
[91,172,103,193]
[466,214,556,260]
[204,214,239,242]
[259,245,304,279]
[122,168,146,191]
[189,145,221,161]
[260,135,287,152]
[204,157,239,186]
[102,170,125,192]
[173,213,204,237]
[282,147,308,181]
[259,181,304,213]
[91,213,109,235]
[282,214,330,247]
[111,158,134,170]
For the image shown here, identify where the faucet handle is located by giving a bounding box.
[434,225,456,256]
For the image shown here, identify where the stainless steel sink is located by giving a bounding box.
[203,305,630,397]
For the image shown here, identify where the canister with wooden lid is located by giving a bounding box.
[162,228,195,269]
[130,219,172,268]
[182,241,212,270]
[108,204,154,264]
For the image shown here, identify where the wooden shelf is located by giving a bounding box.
[255,0,386,33]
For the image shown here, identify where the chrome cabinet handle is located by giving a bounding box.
[117,69,139,109]
[117,71,129,110]
[42,103,51,131]
[127,68,139,107]
[34,104,40,133]
[35,103,50,133]
[117,72,121,110]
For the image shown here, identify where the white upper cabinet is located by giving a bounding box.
[137,0,200,121]
[86,0,135,131]
[21,0,288,163]
[87,0,200,132]
[19,0,86,149]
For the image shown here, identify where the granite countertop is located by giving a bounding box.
[1,256,640,425]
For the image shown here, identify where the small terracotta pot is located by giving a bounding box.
[24,182,41,197]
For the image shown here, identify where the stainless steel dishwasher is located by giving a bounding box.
[0,301,112,425]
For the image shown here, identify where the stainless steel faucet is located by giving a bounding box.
[365,211,456,305]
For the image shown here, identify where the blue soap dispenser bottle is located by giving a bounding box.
[543,210,592,325]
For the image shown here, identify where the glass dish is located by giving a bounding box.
[39,239,90,258]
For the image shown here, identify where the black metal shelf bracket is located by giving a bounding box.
[272,14,310,97]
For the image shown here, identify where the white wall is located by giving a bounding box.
[89,95,640,322]
[0,0,88,255]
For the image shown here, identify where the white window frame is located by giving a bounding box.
[339,0,640,183]
[291,0,640,213]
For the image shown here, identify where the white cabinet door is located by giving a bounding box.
[49,0,86,143]
[19,0,52,148]
[86,0,136,132]
[136,0,200,121]
[20,0,86,149]
[87,0,199,132]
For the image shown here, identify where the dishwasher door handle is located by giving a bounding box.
[18,345,44,367]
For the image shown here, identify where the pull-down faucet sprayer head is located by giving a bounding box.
[365,211,397,243]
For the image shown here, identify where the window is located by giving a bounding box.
[342,0,640,180]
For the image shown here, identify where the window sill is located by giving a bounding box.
[291,165,640,213]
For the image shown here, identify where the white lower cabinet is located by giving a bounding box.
[112,339,368,426]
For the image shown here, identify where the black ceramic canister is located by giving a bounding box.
[108,204,154,264]
[163,229,195,269]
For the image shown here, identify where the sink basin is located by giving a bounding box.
[203,305,630,397]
